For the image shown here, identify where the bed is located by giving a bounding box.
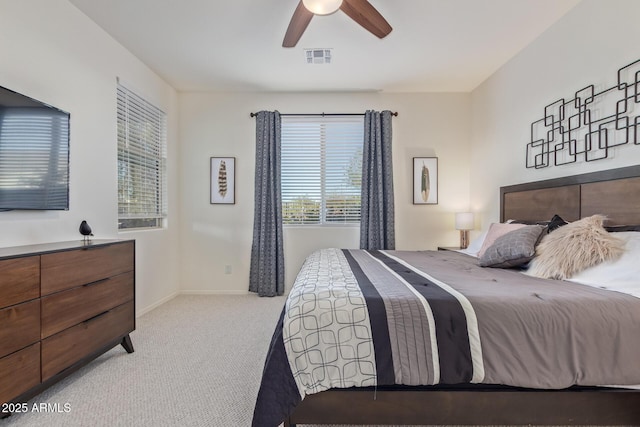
[252,165,640,427]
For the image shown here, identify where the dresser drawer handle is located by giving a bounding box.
[83,277,111,288]
[84,310,109,324]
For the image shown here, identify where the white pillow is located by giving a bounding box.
[568,232,640,299]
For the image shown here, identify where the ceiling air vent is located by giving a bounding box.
[304,48,332,64]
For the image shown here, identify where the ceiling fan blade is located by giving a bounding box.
[340,0,392,39]
[283,1,314,47]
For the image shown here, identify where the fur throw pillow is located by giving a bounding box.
[527,215,625,280]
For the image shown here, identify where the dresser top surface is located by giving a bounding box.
[0,239,134,260]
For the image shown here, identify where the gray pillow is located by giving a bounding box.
[479,225,546,268]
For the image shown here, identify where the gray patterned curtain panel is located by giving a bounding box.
[249,111,285,297]
[360,110,395,250]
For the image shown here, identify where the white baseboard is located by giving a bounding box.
[137,291,179,317]
[179,290,249,295]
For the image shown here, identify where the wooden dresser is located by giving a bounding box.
[0,239,135,410]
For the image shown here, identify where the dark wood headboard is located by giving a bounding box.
[500,165,640,226]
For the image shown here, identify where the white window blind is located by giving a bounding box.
[117,83,167,230]
[281,115,364,225]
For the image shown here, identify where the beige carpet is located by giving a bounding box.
[1,295,630,427]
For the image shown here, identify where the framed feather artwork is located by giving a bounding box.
[210,157,235,204]
[413,157,438,204]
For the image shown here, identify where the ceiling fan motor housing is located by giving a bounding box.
[302,0,343,15]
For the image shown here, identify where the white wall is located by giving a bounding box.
[0,0,181,315]
[179,92,471,292]
[470,0,640,233]
[11,0,625,300]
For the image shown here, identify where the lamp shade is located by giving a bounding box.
[302,0,343,15]
[455,212,474,230]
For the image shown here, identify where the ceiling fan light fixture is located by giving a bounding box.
[302,0,343,16]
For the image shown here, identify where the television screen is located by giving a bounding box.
[0,85,70,210]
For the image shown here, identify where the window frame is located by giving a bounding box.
[280,115,364,226]
[116,83,167,231]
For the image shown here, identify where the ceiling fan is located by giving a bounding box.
[283,0,392,48]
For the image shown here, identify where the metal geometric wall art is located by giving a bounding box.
[527,58,640,169]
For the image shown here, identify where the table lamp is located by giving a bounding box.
[455,212,474,249]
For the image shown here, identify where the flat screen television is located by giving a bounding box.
[0,85,70,210]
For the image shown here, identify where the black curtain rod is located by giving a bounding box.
[249,112,398,117]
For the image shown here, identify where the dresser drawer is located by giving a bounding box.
[41,301,134,381]
[0,343,40,405]
[41,271,134,338]
[41,241,134,296]
[0,256,39,309]
[0,300,40,359]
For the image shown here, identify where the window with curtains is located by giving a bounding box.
[281,115,364,225]
[117,83,167,230]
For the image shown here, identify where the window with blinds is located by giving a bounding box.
[117,83,167,230]
[281,115,364,225]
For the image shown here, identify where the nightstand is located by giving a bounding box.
[437,246,461,251]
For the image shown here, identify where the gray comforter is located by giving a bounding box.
[252,249,640,427]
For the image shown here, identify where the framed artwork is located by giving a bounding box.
[413,157,438,204]
[210,157,235,204]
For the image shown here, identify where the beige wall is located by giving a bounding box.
[178,92,471,292]
[470,0,640,235]
[0,0,181,315]
[0,1,472,301]
[8,0,632,300]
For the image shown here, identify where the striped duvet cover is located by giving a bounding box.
[252,248,640,427]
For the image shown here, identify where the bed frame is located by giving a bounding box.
[284,165,640,426]
[500,165,640,226]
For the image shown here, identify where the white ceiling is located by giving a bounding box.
[68,0,581,93]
